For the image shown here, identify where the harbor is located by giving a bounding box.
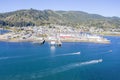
[0,36,119,80]
[0,0,120,80]
[0,25,110,44]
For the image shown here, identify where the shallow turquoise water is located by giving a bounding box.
[0,36,120,80]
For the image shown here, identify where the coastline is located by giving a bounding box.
[0,37,110,44]
[0,32,110,44]
[95,33,120,37]
[0,28,112,44]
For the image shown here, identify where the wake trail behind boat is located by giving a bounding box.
[0,57,9,60]
[0,56,21,60]
[18,59,103,79]
[31,52,81,61]
[53,52,80,57]
[0,52,80,61]
[97,50,112,54]
[50,59,103,74]
[0,55,36,60]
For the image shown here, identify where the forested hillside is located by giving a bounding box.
[0,9,120,28]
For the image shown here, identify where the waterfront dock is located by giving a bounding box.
[0,26,110,44]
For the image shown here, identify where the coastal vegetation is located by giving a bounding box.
[0,9,120,30]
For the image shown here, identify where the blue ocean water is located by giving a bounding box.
[0,29,10,35]
[0,36,120,80]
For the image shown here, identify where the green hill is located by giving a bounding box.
[0,9,120,28]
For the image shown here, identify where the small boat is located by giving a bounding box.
[50,40,56,46]
[56,41,62,46]
[98,59,103,62]
[40,39,45,45]
[33,39,45,45]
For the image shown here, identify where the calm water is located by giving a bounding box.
[0,29,10,35]
[0,36,120,80]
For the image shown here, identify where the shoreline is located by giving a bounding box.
[95,33,120,37]
[0,29,112,44]
[0,38,110,44]
[0,34,110,44]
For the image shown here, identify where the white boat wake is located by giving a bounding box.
[0,57,9,60]
[0,52,80,61]
[50,59,103,74]
[97,50,112,55]
[15,59,103,79]
[0,56,20,60]
[30,52,81,61]
[108,50,112,52]
[53,52,80,57]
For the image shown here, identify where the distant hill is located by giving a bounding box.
[0,9,120,28]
